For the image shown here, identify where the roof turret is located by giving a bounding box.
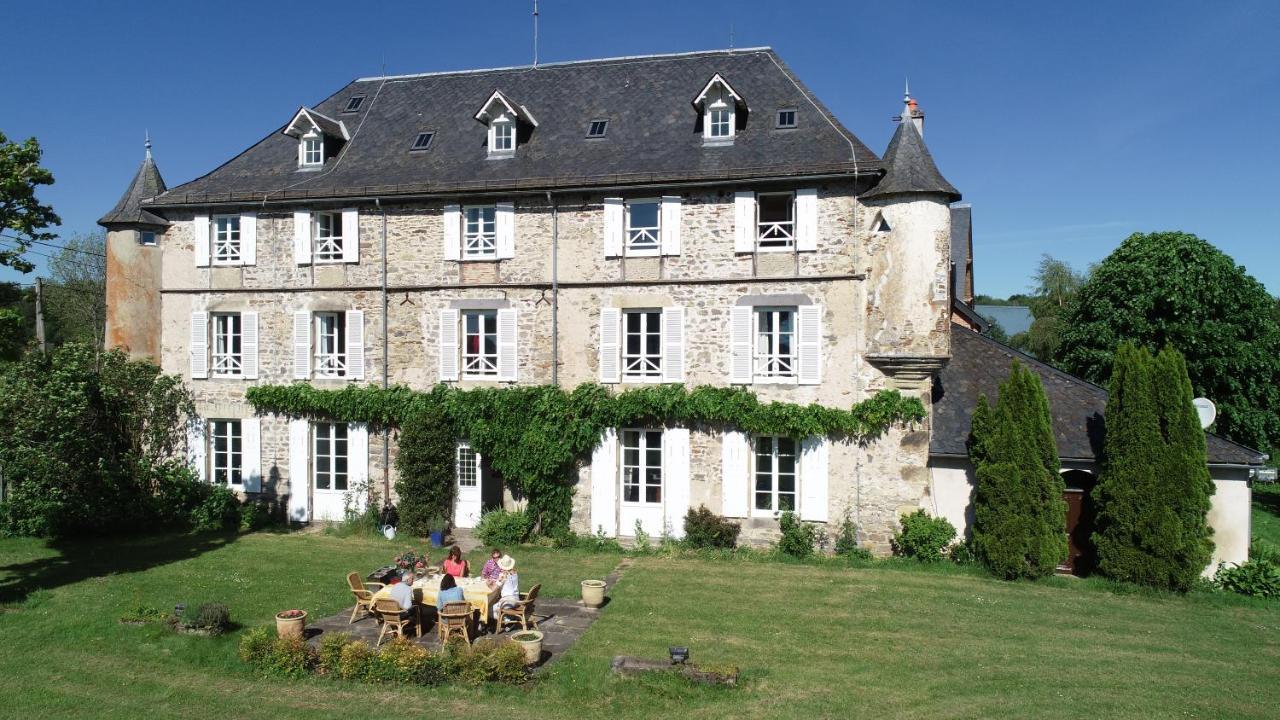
[98,136,168,227]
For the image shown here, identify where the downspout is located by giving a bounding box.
[546,191,559,386]
[377,198,390,502]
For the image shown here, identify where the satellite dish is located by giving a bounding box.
[1193,398,1216,430]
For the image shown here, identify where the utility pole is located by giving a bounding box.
[34,277,46,353]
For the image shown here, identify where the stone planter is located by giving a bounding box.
[581,579,606,608]
[275,610,307,639]
[511,630,543,665]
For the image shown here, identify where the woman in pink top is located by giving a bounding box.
[441,545,470,577]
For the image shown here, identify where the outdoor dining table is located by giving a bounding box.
[413,574,501,625]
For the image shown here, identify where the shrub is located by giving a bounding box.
[474,509,531,547]
[832,512,871,558]
[316,633,351,675]
[683,505,740,550]
[119,605,169,624]
[191,486,241,532]
[266,636,316,679]
[238,626,275,666]
[455,639,527,685]
[238,498,278,531]
[632,520,652,552]
[395,406,456,536]
[1214,561,1280,599]
[183,602,231,633]
[328,500,382,539]
[337,640,377,681]
[367,638,430,684]
[892,510,956,562]
[776,511,818,559]
[949,539,979,565]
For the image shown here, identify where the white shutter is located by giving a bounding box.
[663,428,691,539]
[729,305,752,384]
[293,210,312,264]
[800,436,829,522]
[443,204,461,261]
[733,192,756,253]
[795,188,818,251]
[342,208,360,263]
[292,312,311,380]
[187,418,207,483]
[661,306,685,383]
[590,428,618,537]
[240,212,257,266]
[241,418,262,493]
[798,305,822,385]
[497,308,518,382]
[193,215,211,267]
[190,311,208,379]
[603,197,624,257]
[660,196,682,256]
[438,308,460,381]
[721,430,749,518]
[496,202,515,259]
[347,423,369,514]
[241,312,259,380]
[287,419,310,522]
[345,310,365,380]
[599,307,621,384]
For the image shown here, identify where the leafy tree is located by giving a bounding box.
[0,131,61,272]
[45,231,107,348]
[0,308,26,361]
[1092,343,1214,591]
[393,406,457,536]
[1055,232,1280,452]
[967,362,1067,579]
[982,318,1009,343]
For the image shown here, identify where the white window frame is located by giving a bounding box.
[754,307,798,381]
[462,309,499,378]
[313,212,343,262]
[489,115,515,156]
[776,108,798,129]
[209,419,243,486]
[314,312,347,378]
[457,442,479,489]
[210,312,243,377]
[752,435,798,516]
[756,192,795,251]
[622,309,662,382]
[313,422,349,492]
[620,428,663,506]
[624,199,661,257]
[463,206,498,259]
[301,132,324,167]
[212,215,242,265]
[138,230,157,246]
[704,89,735,142]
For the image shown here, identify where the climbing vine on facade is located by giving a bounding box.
[246,382,926,534]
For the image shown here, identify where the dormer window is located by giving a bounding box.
[693,73,746,146]
[474,90,537,159]
[301,132,324,167]
[490,116,515,156]
[283,106,350,170]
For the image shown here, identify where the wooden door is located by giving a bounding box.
[1060,483,1096,575]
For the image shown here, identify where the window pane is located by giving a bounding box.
[778,493,796,512]
[759,195,792,222]
[755,492,772,510]
[628,202,658,228]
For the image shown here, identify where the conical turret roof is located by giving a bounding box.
[863,118,959,201]
[98,145,168,227]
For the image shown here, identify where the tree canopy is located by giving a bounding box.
[1054,232,1280,453]
[0,131,61,272]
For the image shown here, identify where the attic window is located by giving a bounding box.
[489,115,515,157]
[694,74,744,146]
[587,119,609,138]
[343,96,365,113]
[410,132,434,151]
[300,132,324,167]
[872,213,891,233]
[776,109,797,129]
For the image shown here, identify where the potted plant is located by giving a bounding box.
[275,608,307,639]
[511,630,544,665]
[426,514,449,547]
[393,548,428,574]
[581,579,606,608]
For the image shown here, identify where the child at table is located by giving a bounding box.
[442,545,470,578]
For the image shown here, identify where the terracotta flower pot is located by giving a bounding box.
[511,630,543,665]
[581,579,606,608]
[275,610,307,639]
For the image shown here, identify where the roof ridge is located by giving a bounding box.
[354,47,775,83]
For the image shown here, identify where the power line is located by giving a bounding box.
[0,232,106,258]
[0,239,103,272]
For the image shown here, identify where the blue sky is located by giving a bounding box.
[4,1,1277,297]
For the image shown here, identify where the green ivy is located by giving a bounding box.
[246,382,925,534]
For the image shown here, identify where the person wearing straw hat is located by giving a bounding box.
[493,554,520,626]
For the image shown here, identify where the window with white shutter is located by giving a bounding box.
[733,193,755,253]
[292,312,311,380]
[590,429,618,536]
[753,435,798,516]
[799,436,829,522]
[345,310,365,380]
[190,311,209,379]
[240,212,257,265]
[443,204,462,261]
[193,215,211,267]
[496,308,518,382]
[210,312,243,377]
[242,418,262,493]
[341,209,360,263]
[660,196,682,256]
[438,308,460,381]
[797,305,822,385]
[187,418,207,483]
[720,430,750,518]
[795,188,818,251]
[661,306,685,383]
[603,198,624,258]
[293,210,312,264]
[598,307,621,384]
[728,305,752,384]
[241,311,258,380]
[622,309,661,382]
[495,202,515,259]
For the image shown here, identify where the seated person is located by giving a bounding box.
[373,573,415,621]
[442,545,470,578]
[481,548,503,585]
[494,555,520,621]
[436,573,466,611]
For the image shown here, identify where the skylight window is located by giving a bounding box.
[776,109,797,129]
[343,96,365,113]
[587,119,609,138]
[410,132,434,151]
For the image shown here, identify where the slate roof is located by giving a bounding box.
[862,118,960,201]
[98,151,168,227]
[932,325,1266,467]
[147,48,881,207]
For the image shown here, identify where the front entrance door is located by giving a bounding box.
[618,429,665,537]
[313,422,349,522]
[454,442,483,528]
[1060,470,1097,575]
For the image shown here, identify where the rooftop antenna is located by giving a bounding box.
[533,0,540,67]
[904,77,911,101]
[144,130,152,160]
[729,22,735,50]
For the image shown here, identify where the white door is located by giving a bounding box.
[312,422,349,521]
[454,442,483,528]
[618,429,665,537]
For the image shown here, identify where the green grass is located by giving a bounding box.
[1,531,1277,719]
[1253,481,1280,549]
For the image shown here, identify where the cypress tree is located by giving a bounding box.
[968,362,1068,579]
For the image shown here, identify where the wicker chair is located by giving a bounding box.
[346,571,385,624]
[438,602,473,645]
[498,583,541,632]
[374,598,413,645]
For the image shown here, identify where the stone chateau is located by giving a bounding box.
[98,48,1262,561]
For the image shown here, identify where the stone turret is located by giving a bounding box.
[97,137,167,361]
[862,93,959,389]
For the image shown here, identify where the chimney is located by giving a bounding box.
[903,95,924,137]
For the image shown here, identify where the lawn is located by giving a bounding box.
[0,530,1276,719]
[1253,481,1280,549]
